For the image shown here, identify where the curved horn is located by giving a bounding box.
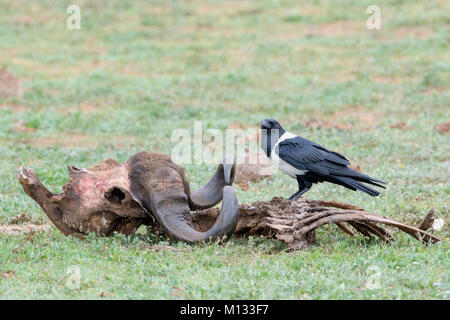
[146,166,238,242]
[189,155,236,210]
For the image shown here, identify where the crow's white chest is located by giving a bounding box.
[269,132,307,178]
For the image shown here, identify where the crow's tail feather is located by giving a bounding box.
[321,160,387,188]
[333,176,381,197]
[349,172,386,188]
[353,177,386,189]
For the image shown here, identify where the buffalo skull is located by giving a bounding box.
[18,152,238,242]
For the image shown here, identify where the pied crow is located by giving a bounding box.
[260,118,386,199]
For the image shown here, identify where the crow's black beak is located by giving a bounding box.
[260,119,271,129]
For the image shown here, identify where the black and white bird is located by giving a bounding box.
[260,118,386,199]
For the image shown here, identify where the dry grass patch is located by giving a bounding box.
[332,106,383,130]
[141,4,171,16]
[12,120,36,133]
[28,133,139,149]
[0,69,23,99]
[374,75,419,85]
[0,223,50,235]
[324,69,357,83]
[424,87,447,95]
[287,6,326,16]
[116,64,148,77]
[0,271,15,279]
[196,1,252,16]
[436,122,450,134]
[377,26,435,42]
[390,122,411,131]
[227,47,254,67]
[0,103,28,113]
[307,20,363,37]
[11,58,113,78]
[8,13,59,27]
[60,102,104,114]
[306,106,384,131]
[303,118,352,131]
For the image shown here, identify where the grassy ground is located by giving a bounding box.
[0,0,448,299]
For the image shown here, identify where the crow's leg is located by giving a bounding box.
[288,187,311,200]
[289,178,312,200]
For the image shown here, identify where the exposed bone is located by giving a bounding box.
[432,218,445,232]
[17,166,85,238]
[193,197,440,250]
[418,209,435,231]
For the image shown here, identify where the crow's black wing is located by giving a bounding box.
[278,136,386,188]
[277,136,350,175]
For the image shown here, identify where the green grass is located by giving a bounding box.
[0,0,449,299]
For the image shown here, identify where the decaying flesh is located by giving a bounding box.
[18,152,239,242]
